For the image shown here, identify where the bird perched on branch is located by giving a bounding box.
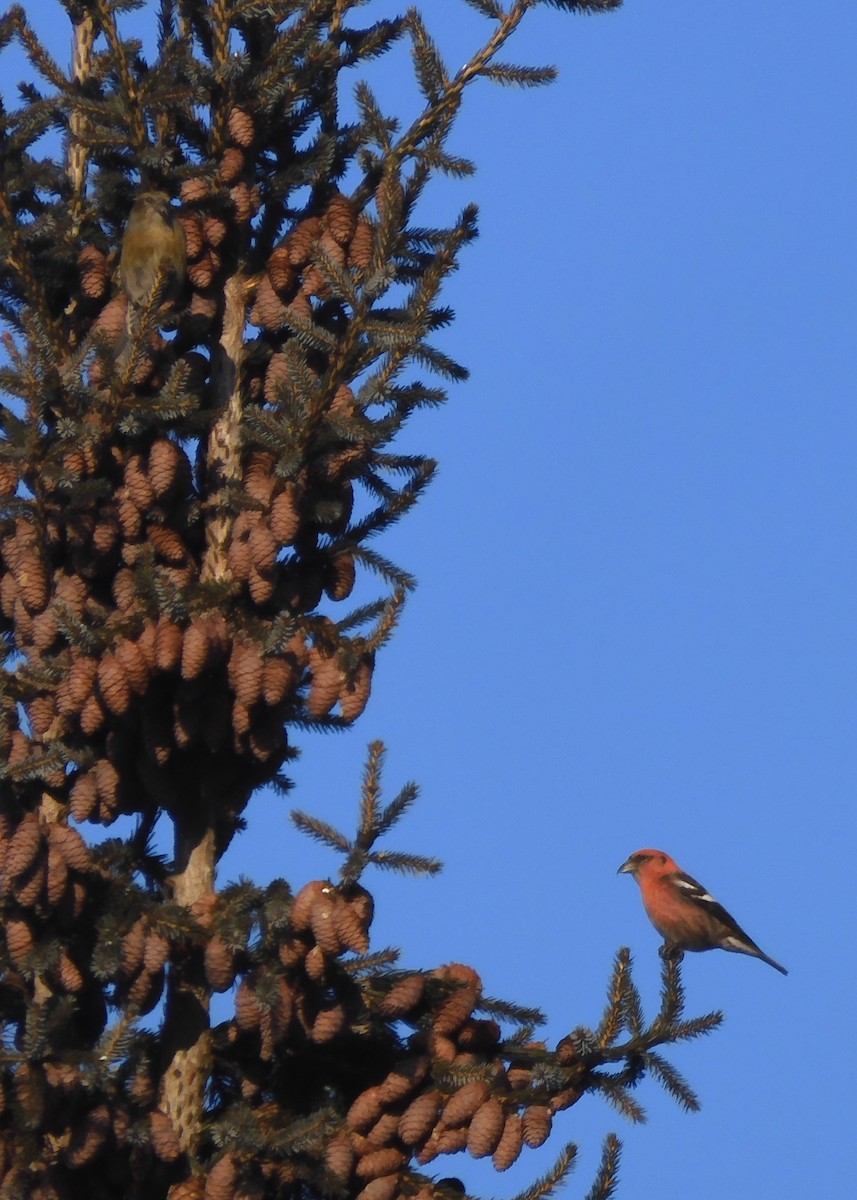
[618,848,787,975]
[119,190,186,314]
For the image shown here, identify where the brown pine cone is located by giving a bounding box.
[204,934,236,992]
[311,1002,346,1043]
[204,1153,237,1200]
[355,1149,405,1181]
[521,1105,552,1148]
[325,194,358,246]
[324,1130,355,1182]
[6,814,42,879]
[227,107,254,147]
[398,1090,441,1146]
[355,1178,400,1200]
[492,1112,524,1171]
[5,917,34,966]
[47,823,90,873]
[346,1086,385,1133]
[466,1097,505,1158]
[149,438,189,499]
[440,1081,491,1131]
[78,245,109,299]
[307,645,342,718]
[149,1110,182,1162]
[379,1056,429,1105]
[348,221,375,270]
[310,889,343,956]
[269,484,302,544]
[154,618,184,672]
[379,973,426,1018]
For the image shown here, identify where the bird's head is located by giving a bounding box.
[130,191,173,219]
[617,849,669,876]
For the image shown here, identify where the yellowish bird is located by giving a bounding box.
[119,190,186,312]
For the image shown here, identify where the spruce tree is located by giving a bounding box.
[0,2,722,1198]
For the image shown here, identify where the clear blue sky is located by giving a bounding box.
[15,2,857,1197]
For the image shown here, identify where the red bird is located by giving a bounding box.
[618,849,787,975]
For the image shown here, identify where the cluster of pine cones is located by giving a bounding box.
[140,880,583,1200]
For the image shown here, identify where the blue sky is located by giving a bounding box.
[12,2,857,1197]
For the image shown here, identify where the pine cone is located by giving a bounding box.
[204,1153,237,1200]
[218,147,245,184]
[6,814,42,879]
[310,888,343,955]
[311,1002,346,1043]
[365,1112,400,1148]
[339,654,373,722]
[115,638,150,694]
[188,251,217,290]
[269,485,302,544]
[307,645,342,718]
[5,917,34,967]
[143,931,171,972]
[324,1130,355,1182]
[181,619,213,680]
[379,974,426,1019]
[466,1097,505,1158]
[348,221,375,270]
[150,1111,182,1162]
[181,213,206,260]
[289,879,328,931]
[549,1087,581,1113]
[204,934,236,992]
[432,984,479,1037]
[154,619,184,672]
[355,1177,401,1200]
[149,438,188,499]
[346,1086,385,1133]
[45,844,69,906]
[355,1149,405,1181]
[69,771,98,821]
[325,194,358,246]
[261,655,296,706]
[227,107,254,147]
[78,245,109,299]
[90,293,128,348]
[267,247,295,295]
[249,523,277,573]
[13,858,45,908]
[0,461,17,496]
[124,454,156,512]
[229,641,264,707]
[333,895,371,954]
[492,1112,524,1171]
[30,692,58,741]
[440,1081,492,1132]
[235,980,263,1030]
[247,564,275,604]
[47,823,90,873]
[97,653,132,716]
[379,1056,429,1104]
[287,217,322,267]
[249,275,289,329]
[56,950,84,993]
[521,1105,552,1148]
[245,451,276,506]
[325,553,356,602]
[398,1090,441,1146]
